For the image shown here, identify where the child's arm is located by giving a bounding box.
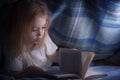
[47,51,60,65]
[10,66,56,79]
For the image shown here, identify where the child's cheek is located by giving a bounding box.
[32,32,37,40]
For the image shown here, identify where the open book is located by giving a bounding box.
[46,48,107,80]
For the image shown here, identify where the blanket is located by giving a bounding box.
[47,0,120,53]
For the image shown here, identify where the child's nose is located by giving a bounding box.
[37,31,41,37]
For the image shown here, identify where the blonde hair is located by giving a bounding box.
[4,0,51,58]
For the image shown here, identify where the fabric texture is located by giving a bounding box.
[5,34,58,71]
[48,0,120,54]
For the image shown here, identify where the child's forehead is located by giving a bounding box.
[33,16,47,26]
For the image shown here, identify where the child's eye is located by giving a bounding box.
[42,27,47,29]
[32,28,38,31]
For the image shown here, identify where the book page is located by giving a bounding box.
[84,68,107,80]
[55,73,80,79]
[81,51,95,79]
[46,66,81,79]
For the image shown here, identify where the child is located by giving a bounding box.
[4,0,58,78]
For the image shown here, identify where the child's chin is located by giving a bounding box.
[34,41,41,45]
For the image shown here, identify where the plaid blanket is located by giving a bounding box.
[47,0,120,53]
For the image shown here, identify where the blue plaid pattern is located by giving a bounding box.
[48,0,120,53]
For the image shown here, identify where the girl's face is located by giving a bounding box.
[31,16,47,45]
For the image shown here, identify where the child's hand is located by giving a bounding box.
[16,66,57,79]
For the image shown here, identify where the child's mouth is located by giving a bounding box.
[35,38,41,42]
